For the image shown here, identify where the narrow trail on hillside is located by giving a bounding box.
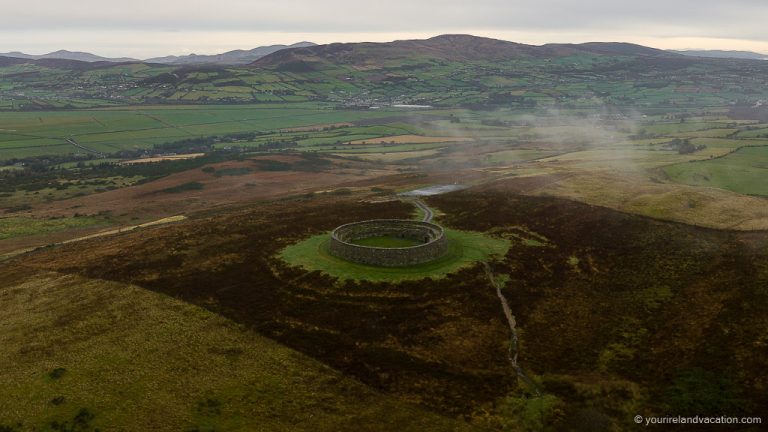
[405,197,540,393]
[483,262,542,396]
[0,216,187,262]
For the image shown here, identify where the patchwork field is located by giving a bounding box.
[348,135,472,145]
[7,110,768,265]
[0,105,454,160]
[664,146,768,196]
[489,170,768,230]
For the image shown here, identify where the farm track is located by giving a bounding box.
[137,111,195,135]
[0,215,187,262]
[65,137,105,158]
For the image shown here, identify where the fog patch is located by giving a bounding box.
[400,184,467,196]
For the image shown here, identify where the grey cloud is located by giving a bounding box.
[4,0,767,36]
[2,0,768,56]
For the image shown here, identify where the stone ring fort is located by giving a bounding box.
[329,219,449,267]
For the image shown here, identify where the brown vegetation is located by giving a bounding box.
[9,181,768,429]
[30,155,396,220]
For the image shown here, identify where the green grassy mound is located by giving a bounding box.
[349,235,421,248]
[280,228,510,282]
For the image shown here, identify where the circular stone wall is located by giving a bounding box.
[329,219,449,267]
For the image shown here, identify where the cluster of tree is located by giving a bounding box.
[153,131,294,153]
[258,140,300,151]
[480,119,509,127]
[629,129,659,140]
[1,129,303,177]
[0,154,93,172]
[668,138,707,154]
[487,92,538,106]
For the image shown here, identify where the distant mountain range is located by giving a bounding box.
[2,36,767,70]
[671,50,768,60]
[144,42,316,65]
[0,42,317,65]
[0,50,139,63]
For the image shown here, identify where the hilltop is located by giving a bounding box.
[250,34,680,69]
[251,34,564,66]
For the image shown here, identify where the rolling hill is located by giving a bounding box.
[0,268,471,431]
[249,34,580,69]
[250,34,680,69]
[672,49,768,60]
[2,34,768,113]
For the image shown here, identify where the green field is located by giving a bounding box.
[0,104,452,160]
[350,235,421,248]
[280,228,510,282]
[664,146,768,196]
[0,216,108,240]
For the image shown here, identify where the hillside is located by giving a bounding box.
[250,34,576,69]
[2,34,768,111]
[0,266,472,431]
[250,34,678,69]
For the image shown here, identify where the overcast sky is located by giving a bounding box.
[3,0,768,58]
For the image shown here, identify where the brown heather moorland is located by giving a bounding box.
[6,179,767,430]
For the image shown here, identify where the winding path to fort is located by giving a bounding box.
[413,199,434,222]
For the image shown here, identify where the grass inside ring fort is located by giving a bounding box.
[349,235,421,248]
[279,229,510,282]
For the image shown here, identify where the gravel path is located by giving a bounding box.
[412,199,433,222]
